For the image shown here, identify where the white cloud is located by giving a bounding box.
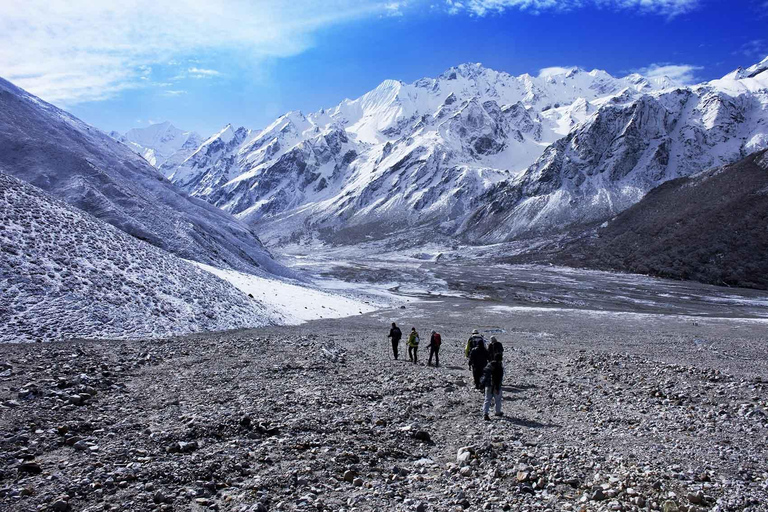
[188,67,222,78]
[634,63,703,84]
[538,65,577,77]
[447,0,700,17]
[0,0,400,105]
[162,90,188,97]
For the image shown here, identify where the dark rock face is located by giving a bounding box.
[529,149,768,290]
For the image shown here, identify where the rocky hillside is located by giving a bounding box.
[0,171,271,342]
[0,77,287,276]
[510,149,768,289]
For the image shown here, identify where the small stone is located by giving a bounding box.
[516,471,529,483]
[457,446,473,464]
[50,500,71,512]
[18,461,42,474]
[353,478,363,487]
[343,470,357,483]
[662,500,679,512]
[687,492,704,505]
[591,488,606,501]
[416,502,427,512]
[68,395,84,406]
[459,466,472,477]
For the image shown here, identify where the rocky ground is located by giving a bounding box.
[1,297,768,512]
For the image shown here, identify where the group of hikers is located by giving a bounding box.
[387,323,505,420]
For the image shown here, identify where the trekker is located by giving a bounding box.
[407,327,420,364]
[468,338,489,390]
[388,322,402,360]
[427,330,442,367]
[487,336,504,361]
[482,353,505,421]
[465,329,485,357]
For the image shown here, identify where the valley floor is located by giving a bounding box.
[2,283,768,511]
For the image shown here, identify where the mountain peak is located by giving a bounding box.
[440,62,490,80]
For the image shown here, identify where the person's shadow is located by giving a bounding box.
[498,416,559,428]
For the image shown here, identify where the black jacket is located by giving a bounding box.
[469,344,488,369]
[388,327,402,341]
[482,361,504,392]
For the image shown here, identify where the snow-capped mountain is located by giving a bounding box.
[166,124,253,196]
[113,121,202,170]
[158,63,677,244]
[463,57,768,242]
[152,57,768,246]
[0,77,288,276]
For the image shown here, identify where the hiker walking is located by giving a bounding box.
[465,329,487,389]
[482,353,505,420]
[487,336,504,361]
[469,340,488,389]
[407,327,420,364]
[427,330,442,367]
[388,322,402,360]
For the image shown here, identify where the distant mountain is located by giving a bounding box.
[462,57,768,242]
[513,149,768,289]
[113,121,203,170]
[0,171,271,342]
[0,77,288,276]
[156,63,677,245]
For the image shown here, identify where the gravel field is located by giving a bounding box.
[2,288,768,512]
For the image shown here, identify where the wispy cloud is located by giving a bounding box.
[188,67,222,78]
[0,0,400,105]
[735,39,768,59]
[445,0,700,17]
[634,63,703,84]
[162,90,188,97]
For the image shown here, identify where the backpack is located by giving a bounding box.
[469,344,487,367]
[489,340,504,357]
[469,335,484,349]
[432,333,442,346]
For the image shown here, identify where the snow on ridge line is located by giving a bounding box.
[190,262,378,325]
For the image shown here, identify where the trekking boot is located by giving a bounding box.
[483,414,490,421]
[494,412,504,417]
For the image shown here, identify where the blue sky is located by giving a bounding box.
[1,0,766,136]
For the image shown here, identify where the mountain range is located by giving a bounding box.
[114,57,768,247]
